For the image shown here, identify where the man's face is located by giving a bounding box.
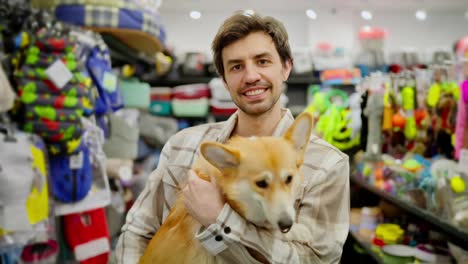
[221,32,291,116]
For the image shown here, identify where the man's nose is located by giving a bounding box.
[244,64,261,84]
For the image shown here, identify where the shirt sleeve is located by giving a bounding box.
[115,140,173,264]
[195,156,350,264]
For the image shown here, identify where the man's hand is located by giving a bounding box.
[183,170,225,227]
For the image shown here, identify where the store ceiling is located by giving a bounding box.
[160,0,468,12]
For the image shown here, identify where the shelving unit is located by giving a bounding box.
[348,231,383,264]
[350,175,468,250]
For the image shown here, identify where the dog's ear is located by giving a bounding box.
[200,142,240,169]
[283,112,313,165]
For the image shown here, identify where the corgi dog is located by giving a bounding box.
[139,112,313,264]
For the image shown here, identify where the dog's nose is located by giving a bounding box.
[278,217,293,233]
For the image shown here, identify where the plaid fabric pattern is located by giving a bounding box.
[32,0,141,10]
[116,109,350,264]
[34,0,164,41]
[142,12,161,38]
[85,5,119,28]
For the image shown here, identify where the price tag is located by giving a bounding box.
[45,59,73,89]
[70,151,84,169]
[459,149,468,174]
[103,71,117,92]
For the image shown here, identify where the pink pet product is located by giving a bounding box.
[455,80,468,159]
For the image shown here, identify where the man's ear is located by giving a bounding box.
[282,59,293,81]
[200,142,240,169]
[283,112,313,165]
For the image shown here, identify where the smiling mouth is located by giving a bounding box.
[243,88,267,96]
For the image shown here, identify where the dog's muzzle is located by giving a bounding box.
[278,217,293,233]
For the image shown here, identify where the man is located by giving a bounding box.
[116,12,349,263]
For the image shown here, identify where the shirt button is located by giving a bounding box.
[215,235,223,242]
[224,226,231,234]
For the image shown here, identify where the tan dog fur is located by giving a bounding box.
[139,112,313,264]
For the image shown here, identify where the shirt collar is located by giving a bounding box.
[216,108,295,143]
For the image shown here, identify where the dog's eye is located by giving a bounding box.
[285,175,293,184]
[256,180,268,188]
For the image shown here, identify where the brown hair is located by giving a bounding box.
[211,12,293,79]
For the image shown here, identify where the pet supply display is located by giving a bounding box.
[63,208,110,264]
[138,113,178,148]
[291,49,313,76]
[171,83,211,118]
[33,1,166,56]
[54,118,111,216]
[210,99,238,117]
[181,52,206,76]
[208,78,231,101]
[118,78,151,109]
[0,64,16,112]
[0,131,49,232]
[172,98,210,118]
[102,114,139,159]
[21,239,59,264]
[149,87,172,116]
[49,144,93,203]
[172,84,210,100]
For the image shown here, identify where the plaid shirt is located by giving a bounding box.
[116,109,350,264]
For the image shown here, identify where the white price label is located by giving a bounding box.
[103,72,117,92]
[459,149,468,175]
[70,151,84,169]
[45,59,73,89]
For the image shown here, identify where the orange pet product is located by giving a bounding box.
[392,113,406,131]
[382,106,393,131]
[414,109,428,127]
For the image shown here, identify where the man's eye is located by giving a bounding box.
[231,65,241,71]
[258,59,270,65]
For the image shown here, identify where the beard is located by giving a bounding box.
[233,81,281,116]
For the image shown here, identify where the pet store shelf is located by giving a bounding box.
[348,231,383,264]
[350,176,468,250]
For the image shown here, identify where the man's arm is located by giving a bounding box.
[115,140,172,263]
[195,156,350,264]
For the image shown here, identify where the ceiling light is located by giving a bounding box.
[361,10,372,20]
[415,10,427,21]
[306,9,317,19]
[190,10,201,19]
[244,9,254,16]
